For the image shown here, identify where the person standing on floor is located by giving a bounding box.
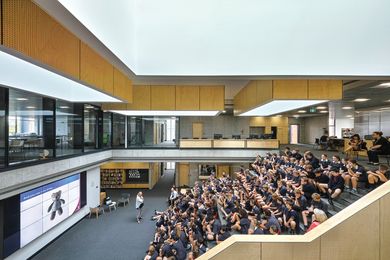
[136,191,144,223]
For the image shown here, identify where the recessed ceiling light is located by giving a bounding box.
[353,98,370,102]
[26,106,35,109]
[275,114,282,117]
[85,105,94,109]
[316,106,327,110]
[319,110,328,113]
[239,100,328,116]
[16,98,28,101]
[292,114,300,118]
[371,82,390,89]
[109,110,220,116]
[346,115,353,118]
[350,117,355,120]
[222,110,226,113]
[0,48,121,102]
[342,106,353,110]
[297,110,306,113]
[59,106,70,109]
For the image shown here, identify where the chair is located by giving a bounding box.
[378,154,390,165]
[89,207,104,219]
[118,193,130,207]
[314,138,320,150]
[103,196,117,212]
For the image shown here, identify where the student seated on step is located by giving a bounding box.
[317,167,345,205]
[342,159,368,194]
[367,164,389,189]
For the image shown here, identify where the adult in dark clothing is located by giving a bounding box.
[172,238,187,260]
[368,131,390,165]
[305,152,320,170]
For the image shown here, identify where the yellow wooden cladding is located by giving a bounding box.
[80,42,113,93]
[249,116,289,144]
[176,85,200,110]
[150,85,176,110]
[113,68,132,103]
[234,80,342,115]
[308,80,343,99]
[3,0,133,103]
[199,85,225,110]
[127,85,151,110]
[178,163,190,186]
[3,0,80,79]
[273,80,308,99]
[105,85,225,111]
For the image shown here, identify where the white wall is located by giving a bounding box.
[6,167,101,260]
[303,116,328,144]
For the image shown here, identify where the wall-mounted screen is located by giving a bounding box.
[19,174,80,248]
[125,169,149,184]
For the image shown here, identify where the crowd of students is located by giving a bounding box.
[143,148,389,260]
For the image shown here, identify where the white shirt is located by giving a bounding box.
[136,195,144,209]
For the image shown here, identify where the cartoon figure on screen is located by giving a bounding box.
[47,190,65,220]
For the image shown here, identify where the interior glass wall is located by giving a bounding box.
[56,101,83,157]
[103,112,112,148]
[112,113,125,148]
[8,89,54,165]
[0,87,7,168]
[84,104,99,151]
[127,116,179,147]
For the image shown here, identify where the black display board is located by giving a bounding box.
[125,169,149,184]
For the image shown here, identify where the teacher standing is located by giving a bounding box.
[136,191,144,224]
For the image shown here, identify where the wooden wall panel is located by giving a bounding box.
[127,85,151,110]
[80,42,113,93]
[150,85,176,110]
[3,0,80,79]
[380,193,390,260]
[273,80,308,99]
[176,85,200,110]
[261,243,293,260]
[320,200,380,260]
[113,68,132,103]
[213,243,261,260]
[199,85,225,110]
[178,163,189,186]
[256,80,273,104]
[308,80,343,100]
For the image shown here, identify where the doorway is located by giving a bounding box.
[290,124,299,144]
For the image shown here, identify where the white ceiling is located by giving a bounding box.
[51,0,390,77]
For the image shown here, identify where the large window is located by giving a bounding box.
[8,89,54,165]
[103,112,112,148]
[56,101,83,157]
[84,104,99,151]
[127,116,179,147]
[112,113,125,148]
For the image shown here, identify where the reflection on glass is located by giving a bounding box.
[0,87,6,168]
[8,88,54,164]
[103,112,112,148]
[113,113,125,148]
[56,101,82,157]
[127,116,179,147]
[84,104,99,151]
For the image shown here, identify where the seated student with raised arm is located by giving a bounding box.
[343,159,367,194]
[368,131,390,165]
[367,164,389,189]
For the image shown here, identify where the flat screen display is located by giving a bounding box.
[19,174,80,248]
[125,169,149,184]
